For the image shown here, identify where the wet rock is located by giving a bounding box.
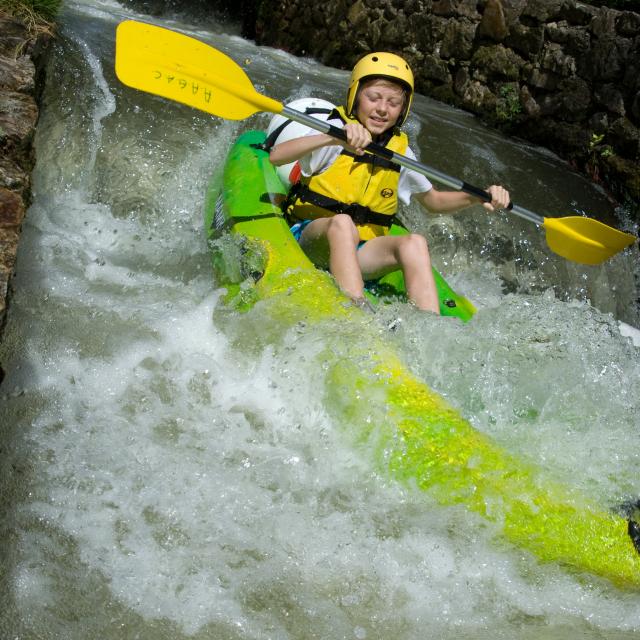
[420,53,451,84]
[589,111,609,134]
[632,93,640,121]
[441,19,477,58]
[0,156,27,193]
[583,35,632,82]
[541,42,576,76]
[456,74,498,113]
[608,117,640,158]
[602,154,640,203]
[560,0,597,26]
[0,226,20,313]
[519,84,540,116]
[0,52,34,92]
[545,21,591,55]
[433,0,479,19]
[521,0,565,22]
[471,44,525,80]
[478,0,509,41]
[0,90,39,154]
[593,84,626,117]
[0,188,25,227]
[540,76,592,121]
[617,10,640,36]
[591,6,619,37]
[526,64,560,91]
[505,22,545,59]
[0,13,53,365]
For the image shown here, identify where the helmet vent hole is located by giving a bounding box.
[372,56,378,61]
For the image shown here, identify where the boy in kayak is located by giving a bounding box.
[269,52,510,313]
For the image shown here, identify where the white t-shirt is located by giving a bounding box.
[297,117,433,205]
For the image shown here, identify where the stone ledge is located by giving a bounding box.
[0,12,53,383]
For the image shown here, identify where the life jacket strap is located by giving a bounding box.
[285,183,396,228]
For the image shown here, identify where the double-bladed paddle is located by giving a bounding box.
[114,19,637,265]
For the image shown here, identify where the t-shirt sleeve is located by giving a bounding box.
[298,144,341,176]
[298,116,343,176]
[398,147,432,205]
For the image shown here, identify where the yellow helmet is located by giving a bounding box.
[346,52,415,126]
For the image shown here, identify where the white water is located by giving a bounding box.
[1,1,640,638]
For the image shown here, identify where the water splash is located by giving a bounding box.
[1,1,639,638]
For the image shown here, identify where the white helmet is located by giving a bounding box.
[266,97,335,187]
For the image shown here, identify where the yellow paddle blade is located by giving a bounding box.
[543,215,637,265]
[115,20,283,120]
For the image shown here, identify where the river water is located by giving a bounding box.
[1,1,640,638]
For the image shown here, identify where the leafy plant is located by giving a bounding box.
[495,84,522,123]
[586,132,616,184]
[589,133,614,159]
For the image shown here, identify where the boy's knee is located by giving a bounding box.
[327,214,359,240]
[329,213,357,230]
[396,234,432,269]
[400,233,430,256]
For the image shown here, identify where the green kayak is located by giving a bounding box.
[205,130,640,590]
[208,129,475,319]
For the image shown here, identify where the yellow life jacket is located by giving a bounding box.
[287,106,408,241]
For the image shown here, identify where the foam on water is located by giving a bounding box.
[382,289,640,502]
[1,2,640,638]
[8,297,640,638]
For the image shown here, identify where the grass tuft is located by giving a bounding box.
[1,0,60,45]
[2,0,61,23]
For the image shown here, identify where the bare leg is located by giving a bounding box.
[299,214,365,300]
[358,233,440,313]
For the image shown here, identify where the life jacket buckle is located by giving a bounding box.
[342,203,369,225]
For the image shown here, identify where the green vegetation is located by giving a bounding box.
[586,132,616,185]
[2,0,62,22]
[495,84,522,123]
[589,133,614,160]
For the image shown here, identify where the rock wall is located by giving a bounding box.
[254,0,640,211]
[0,13,52,382]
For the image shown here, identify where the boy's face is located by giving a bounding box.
[355,79,406,136]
